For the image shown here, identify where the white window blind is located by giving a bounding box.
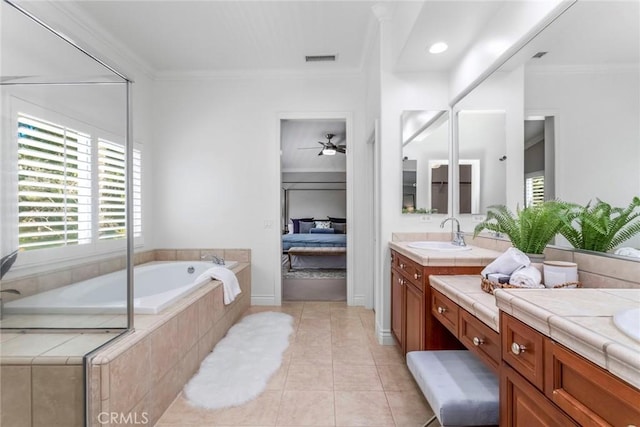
[525,175,545,207]
[17,114,92,250]
[98,139,142,240]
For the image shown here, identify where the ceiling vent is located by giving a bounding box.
[305,55,337,62]
[532,51,548,59]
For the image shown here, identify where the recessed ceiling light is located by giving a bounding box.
[428,42,448,54]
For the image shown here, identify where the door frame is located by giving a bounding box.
[275,111,354,306]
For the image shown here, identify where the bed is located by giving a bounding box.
[282,233,347,269]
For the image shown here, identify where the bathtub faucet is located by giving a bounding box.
[440,217,466,247]
[201,254,225,265]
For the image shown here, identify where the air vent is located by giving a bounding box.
[532,51,548,59]
[305,55,337,62]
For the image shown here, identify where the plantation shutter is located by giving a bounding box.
[525,175,545,207]
[98,139,142,240]
[17,114,92,250]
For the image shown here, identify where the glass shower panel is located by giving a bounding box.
[1,0,131,330]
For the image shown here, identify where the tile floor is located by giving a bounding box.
[156,301,438,426]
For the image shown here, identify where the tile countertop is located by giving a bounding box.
[494,288,640,390]
[389,241,503,266]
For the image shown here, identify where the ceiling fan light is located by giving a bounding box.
[322,148,337,156]
[428,42,448,54]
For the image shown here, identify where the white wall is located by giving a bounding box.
[288,190,346,221]
[151,74,367,305]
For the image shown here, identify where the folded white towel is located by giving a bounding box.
[614,247,640,258]
[196,266,242,305]
[509,266,544,288]
[481,247,531,277]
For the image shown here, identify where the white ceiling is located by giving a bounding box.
[71,1,378,74]
[281,119,346,173]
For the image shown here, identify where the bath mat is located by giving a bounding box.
[184,311,294,409]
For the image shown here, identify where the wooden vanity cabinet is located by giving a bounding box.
[390,250,481,353]
[500,312,640,427]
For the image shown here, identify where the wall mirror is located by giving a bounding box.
[457,110,506,214]
[401,110,449,214]
[455,0,640,256]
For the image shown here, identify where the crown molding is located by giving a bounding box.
[154,67,365,82]
[44,1,157,80]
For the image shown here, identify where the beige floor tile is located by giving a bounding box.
[276,391,335,426]
[370,345,405,365]
[332,344,375,366]
[295,329,332,347]
[333,365,382,391]
[285,363,334,391]
[290,343,332,365]
[298,317,331,332]
[265,362,290,390]
[376,364,419,392]
[334,391,394,426]
[386,390,434,427]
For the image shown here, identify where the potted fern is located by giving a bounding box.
[558,197,640,253]
[473,201,569,260]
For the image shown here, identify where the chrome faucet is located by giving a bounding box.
[201,254,225,265]
[440,217,466,246]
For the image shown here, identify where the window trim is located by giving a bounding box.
[4,97,143,275]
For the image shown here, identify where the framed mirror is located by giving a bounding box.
[401,110,449,214]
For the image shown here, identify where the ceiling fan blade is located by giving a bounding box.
[318,141,326,146]
[318,149,324,156]
[336,147,346,153]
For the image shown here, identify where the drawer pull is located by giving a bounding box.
[511,342,526,355]
[400,263,406,269]
[398,278,405,286]
[472,337,484,346]
[437,306,447,314]
[413,273,421,280]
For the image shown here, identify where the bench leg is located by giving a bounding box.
[423,414,437,427]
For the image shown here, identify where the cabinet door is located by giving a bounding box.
[405,282,425,353]
[501,364,578,427]
[391,269,405,348]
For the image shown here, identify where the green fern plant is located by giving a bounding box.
[558,197,640,252]
[473,201,569,254]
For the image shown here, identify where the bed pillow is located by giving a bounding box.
[315,220,331,229]
[332,222,347,234]
[299,220,315,234]
[291,217,314,233]
[310,228,335,234]
[287,221,294,234]
[328,216,346,223]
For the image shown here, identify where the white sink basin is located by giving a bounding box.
[613,307,640,343]
[407,241,472,251]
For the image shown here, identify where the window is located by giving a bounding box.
[16,112,142,251]
[525,174,545,207]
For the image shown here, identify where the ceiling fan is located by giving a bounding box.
[299,133,346,156]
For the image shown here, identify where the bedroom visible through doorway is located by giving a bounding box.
[280,118,347,301]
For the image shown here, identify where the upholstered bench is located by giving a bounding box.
[407,350,499,427]
[287,246,346,271]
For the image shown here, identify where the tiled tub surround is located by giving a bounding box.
[0,249,251,427]
[392,232,640,288]
[0,248,250,304]
[429,274,640,391]
[88,263,251,427]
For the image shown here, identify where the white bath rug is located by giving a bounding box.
[184,311,294,409]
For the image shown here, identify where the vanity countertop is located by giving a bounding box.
[389,241,503,266]
[495,288,640,389]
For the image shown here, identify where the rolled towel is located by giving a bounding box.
[481,247,531,277]
[614,247,640,258]
[196,266,242,305]
[509,266,544,289]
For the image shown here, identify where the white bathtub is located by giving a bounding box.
[4,261,238,315]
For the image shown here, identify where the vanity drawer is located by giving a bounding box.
[545,339,640,426]
[459,309,500,373]
[501,312,545,391]
[396,254,423,289]
[431,289,459,336]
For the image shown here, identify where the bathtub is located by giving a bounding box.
[3,261,238,315]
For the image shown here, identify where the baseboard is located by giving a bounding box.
[376,327,396,346]
[251,295,277,306]
[352,295,367,306]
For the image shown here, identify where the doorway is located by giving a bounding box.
[524,116,555,206]
[279,117,349,302]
